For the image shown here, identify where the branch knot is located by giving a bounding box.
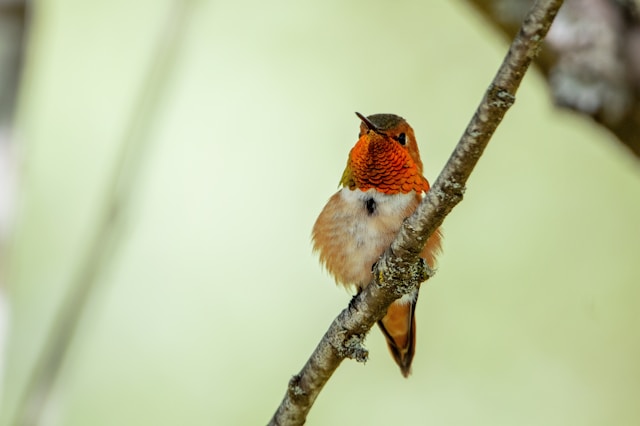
[287,375,308,404]
[341,334,368,363]
[328,328,369,362]
[375,256,433,297]
[488,85,516,109]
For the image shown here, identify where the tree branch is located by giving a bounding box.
[268,0,564,424]
[466,0,640,158]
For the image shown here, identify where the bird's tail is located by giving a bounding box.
[377,292,418,378]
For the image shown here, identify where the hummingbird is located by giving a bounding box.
[312,112,442,377]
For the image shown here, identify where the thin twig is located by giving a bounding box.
[268,0,563,424]
[9,1,195,424]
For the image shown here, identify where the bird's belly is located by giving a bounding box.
[312,188,419,289]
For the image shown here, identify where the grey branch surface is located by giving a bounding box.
[467,0,640,158]
[268,0,564,425]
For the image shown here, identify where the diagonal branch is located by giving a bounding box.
[268,0,564,425]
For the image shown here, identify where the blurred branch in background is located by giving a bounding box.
[8,1,194,424]
[466,0,640,158]
[269,0,564,424]
[0,0,25,128]
[0,0,26,401]
[0,0,26,262]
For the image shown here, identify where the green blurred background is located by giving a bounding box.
[2,0,640,425]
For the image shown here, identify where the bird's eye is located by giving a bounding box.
[396,133,406,146]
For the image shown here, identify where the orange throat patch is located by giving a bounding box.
[344,135,430,194]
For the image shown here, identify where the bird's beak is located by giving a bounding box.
[355,112,384,135]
